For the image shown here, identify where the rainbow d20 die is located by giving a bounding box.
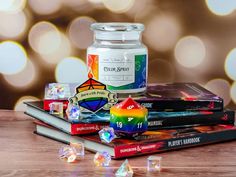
[110,96,148,138]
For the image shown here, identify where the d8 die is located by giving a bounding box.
[110,96,148,138]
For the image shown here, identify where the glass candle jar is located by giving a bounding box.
[87,23,148,94]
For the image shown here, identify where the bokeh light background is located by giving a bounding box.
[0,0,236,110]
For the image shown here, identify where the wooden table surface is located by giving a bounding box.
[1,110,236,177]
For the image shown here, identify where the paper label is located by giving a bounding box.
[98,54,135,87]
[87,49,147,91]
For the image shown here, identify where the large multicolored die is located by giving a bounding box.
[110,96,148,138]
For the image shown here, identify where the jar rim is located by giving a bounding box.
[90,23,144,32]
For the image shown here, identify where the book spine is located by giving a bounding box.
[148,110,235,130]
[138,100,223,111]
[71,123,108,135]
[114,127,236,158]
[43,100,69,111]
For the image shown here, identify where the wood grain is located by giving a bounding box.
[0,110,236,177]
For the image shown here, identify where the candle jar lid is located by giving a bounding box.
[90,23,144,41]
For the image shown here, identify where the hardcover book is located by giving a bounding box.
[26,101,235,132]
[119,83,223,111]
[43,83,223,111]
[25,101,109,135]
[35,123,236,159]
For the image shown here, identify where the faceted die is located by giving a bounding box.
[115,159,133,177]
[70,142,85,158]
[46,83,69,99]
[49,102,63,116]
[110,97,148,138]
[66,103,80,120]
[94,151,111,167]
[147,156,162,172]
[58,145,77,163]
[99,127,116,143]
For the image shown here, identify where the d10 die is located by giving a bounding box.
[110,96,148,138]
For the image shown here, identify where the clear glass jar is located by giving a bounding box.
[87,23,148,94]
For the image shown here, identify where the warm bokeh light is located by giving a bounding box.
[40,32,71,64]
[68,16,95,49]
[0,11,27,39]
[89,0,103,4]
[28,21,61,55]
[0,41,27,75]
[102,0,135,13]
[225,48,236,81]
[205,0,236,16]
[230,82,236,104]
[144,14,182,52]
[205,78,231,106]
[3,59,36,88]
[0,1,235,110]
[175,36,206,68]
[14,96,40,111]
[55,57,87,83]
[148,59,175,83]
[0,0,26,13]
[28,0,62,15]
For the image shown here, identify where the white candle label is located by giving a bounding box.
[87,49,147,92]
[99,54,135,87]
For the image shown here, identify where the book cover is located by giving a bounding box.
[35,123,236,159]
[43,83,223,111]
[119,83,224,111]
[25,101,109,135]
[27,101,235,131]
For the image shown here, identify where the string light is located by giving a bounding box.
[0,11,27,39]
[40,32,72,64]
[205,0,236,16]
[28,0,62,15]
[0,0,26,13]
[225,48,236,81]
[102,0,135,13]
[68,16,95,49]
[3,60,36,88]
[175,36,206,68]
[55,57,87,84]
[28,21,61,55]
[0,41,27,75]
[205,78,231,106]
[230,82,236,104]
[144,14,182,52]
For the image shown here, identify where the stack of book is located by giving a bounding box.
[25,83,236,159]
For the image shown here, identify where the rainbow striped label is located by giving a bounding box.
[87,53,147,92]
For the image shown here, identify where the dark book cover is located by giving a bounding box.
[44,83,223,111]
[35,123,236,159]
[85,125,236,158]
[27,101,235,130]
[118,83,224,111]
